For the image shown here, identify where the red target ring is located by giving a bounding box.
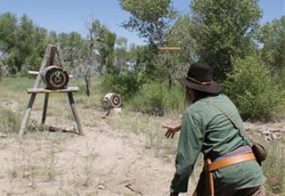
[41,65,69,90]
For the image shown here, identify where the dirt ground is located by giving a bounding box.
[0,97,201,196]
[0,95,284,196]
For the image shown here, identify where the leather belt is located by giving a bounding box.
[206,153,256,172]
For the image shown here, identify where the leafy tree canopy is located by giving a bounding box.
[260,16,285,69]
[120,0,176,44]
[190,0,262,79]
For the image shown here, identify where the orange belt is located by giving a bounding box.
[199,153,256,196]
[206,152,256,172]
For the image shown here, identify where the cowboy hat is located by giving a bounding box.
[177,63,221,94]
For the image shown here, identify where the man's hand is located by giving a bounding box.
[163,125,181,139]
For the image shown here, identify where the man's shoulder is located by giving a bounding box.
[188,100,207,112]
[186,94,233,116]
[185,100,208,119]
[189,94,228,108]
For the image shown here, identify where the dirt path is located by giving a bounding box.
[0,104,196,196]
[1,98,284,196]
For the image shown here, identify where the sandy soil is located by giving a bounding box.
[0,99,284,196]
[0,101,198,196]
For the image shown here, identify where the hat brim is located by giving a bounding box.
[177,78,221,94]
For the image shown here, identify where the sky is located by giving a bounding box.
[0,0,284,45]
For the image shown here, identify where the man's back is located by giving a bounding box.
[189,94,265,194]
[169,63,265,196]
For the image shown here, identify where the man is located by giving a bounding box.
[164,63,265,196]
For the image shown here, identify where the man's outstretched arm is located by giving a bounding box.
[170,111,204,194]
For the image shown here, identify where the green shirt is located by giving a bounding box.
[171,94,264,193]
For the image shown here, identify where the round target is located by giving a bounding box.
[111,94,122,108]
[41,65,69,90]
[103,93,122,108]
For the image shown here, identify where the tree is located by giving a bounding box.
[58,32,84,68]
[104,30,117,74]
[260,16,285,70]
[154,16,195,87]
[189,0,262,80]
[17,15,41,72]
[134,44,159,81]
[0,13,18,73]
[48,31,58,43]
[120,0,176,44]
[0,13,47,73]
[166,16,196,64]
[120,0,182,84]
[0,12,17,53]
[86,19,116,74]
[127,43,144,71]
[115,37,128,73]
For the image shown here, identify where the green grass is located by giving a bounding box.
[263,141,285,195]
[127,82,186,115]
[0,106,20,134]
[0,77,34,91]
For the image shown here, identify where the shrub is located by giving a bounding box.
[163,84,186,112]
[223,55,284,120]
[276,66,285,89]
[128,82,185,115]
[100,71,141,98]
[128,82,164,115]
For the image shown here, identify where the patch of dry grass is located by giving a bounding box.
[0,106,20,135]
[263,141,285,195]
[1,77,285,195]
[107,111,179,160]
[4,141,59,191]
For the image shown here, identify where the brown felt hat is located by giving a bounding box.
[177,63,221,94]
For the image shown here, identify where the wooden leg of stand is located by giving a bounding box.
[67,92,84,135]
[19,93,37,137]
[41,93,49,127]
